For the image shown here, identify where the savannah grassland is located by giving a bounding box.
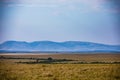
[0,53,120,80]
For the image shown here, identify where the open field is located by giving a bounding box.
[1,53,120,63]
[0,53,120,80]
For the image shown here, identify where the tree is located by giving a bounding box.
[47,57,53,61]
[36,59,39,63]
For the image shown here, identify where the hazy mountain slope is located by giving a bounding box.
[0,41,119,52]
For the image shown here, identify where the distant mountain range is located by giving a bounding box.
[0,41,120,53]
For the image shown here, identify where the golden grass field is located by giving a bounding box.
[0,53,120,80]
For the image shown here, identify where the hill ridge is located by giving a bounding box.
[0,41,120,53]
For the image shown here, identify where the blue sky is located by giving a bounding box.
[1,0,120,45]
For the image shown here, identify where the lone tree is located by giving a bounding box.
[47,57,53,61]
[36,59,39,63]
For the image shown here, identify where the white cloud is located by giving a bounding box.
[5,0,104,11]
[7,4,58,8]
[5,0,119,13]
[5,0,105,7]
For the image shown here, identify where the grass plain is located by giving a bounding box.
[0,53,120,80]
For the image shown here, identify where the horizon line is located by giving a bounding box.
[0,40,120,46]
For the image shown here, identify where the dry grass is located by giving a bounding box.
[0,53,120,80]
[1,53,120,62]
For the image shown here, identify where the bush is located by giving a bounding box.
[47,57,53,61]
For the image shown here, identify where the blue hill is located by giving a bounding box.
[0,41,120,53]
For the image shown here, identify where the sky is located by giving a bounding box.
[1,0,120,45]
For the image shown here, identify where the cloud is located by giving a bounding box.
[3,0,103,10]
[2,0,104,6]
[2,0,119,13]
[6,4,58,8]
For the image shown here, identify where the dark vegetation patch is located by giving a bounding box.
[1,56,120,64]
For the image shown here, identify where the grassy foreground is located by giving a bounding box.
[0,60,120,80]
[0,53,120,80]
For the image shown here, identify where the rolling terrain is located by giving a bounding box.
[0,53,120,80]
[0,41,120,53]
